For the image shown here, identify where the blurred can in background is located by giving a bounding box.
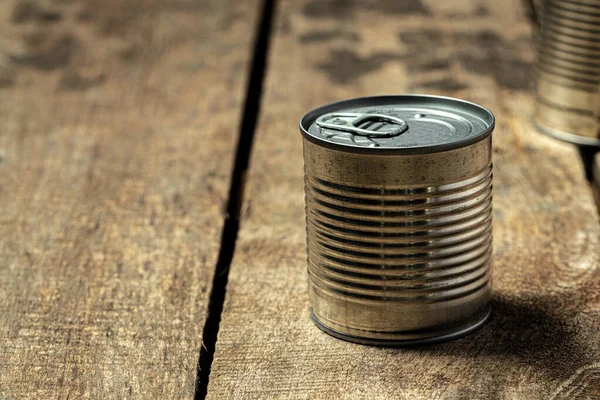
[534,0,600,147]
[299,95,495,345]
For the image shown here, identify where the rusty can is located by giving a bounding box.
[299,95,495,345]
[534,0,600,147]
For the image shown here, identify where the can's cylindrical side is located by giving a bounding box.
[534,0,600,147]
[302,136,493,345]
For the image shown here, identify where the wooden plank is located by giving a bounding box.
[208,0,600,398]
[0,0,259,398]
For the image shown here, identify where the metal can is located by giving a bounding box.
[534,0,600,147]
[299,95,495,345]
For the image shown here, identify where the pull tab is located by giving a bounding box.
[316,112,408,137]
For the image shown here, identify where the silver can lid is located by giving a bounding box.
[300,95,495,154]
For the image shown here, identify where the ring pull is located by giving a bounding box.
[316,112,408,137]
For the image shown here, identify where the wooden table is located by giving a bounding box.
[1,0,599,399]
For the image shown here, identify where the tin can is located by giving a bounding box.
[534,0,600,147]
[299,95,495,345]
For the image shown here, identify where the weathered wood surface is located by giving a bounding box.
[209,0,600,398]
[0,0,259,398]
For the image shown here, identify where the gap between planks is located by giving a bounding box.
[193,0,277,398]
[521,0,539,28]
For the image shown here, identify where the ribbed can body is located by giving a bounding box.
[534,0,600,147]
[303,137,493,345]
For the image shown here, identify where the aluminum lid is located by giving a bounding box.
[300,95,495,154]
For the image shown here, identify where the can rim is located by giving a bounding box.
[299,95,495,155]
[533,117,600,148]
[311,307,491,346]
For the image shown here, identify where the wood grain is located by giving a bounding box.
[0,0,259,398]
[208,0,600,398]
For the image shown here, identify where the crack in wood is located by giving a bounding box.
[193,0,277,398]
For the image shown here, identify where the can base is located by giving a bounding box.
[310,306,491,347]
[533,118,600,149]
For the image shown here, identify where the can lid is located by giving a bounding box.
[299,95,495,154]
